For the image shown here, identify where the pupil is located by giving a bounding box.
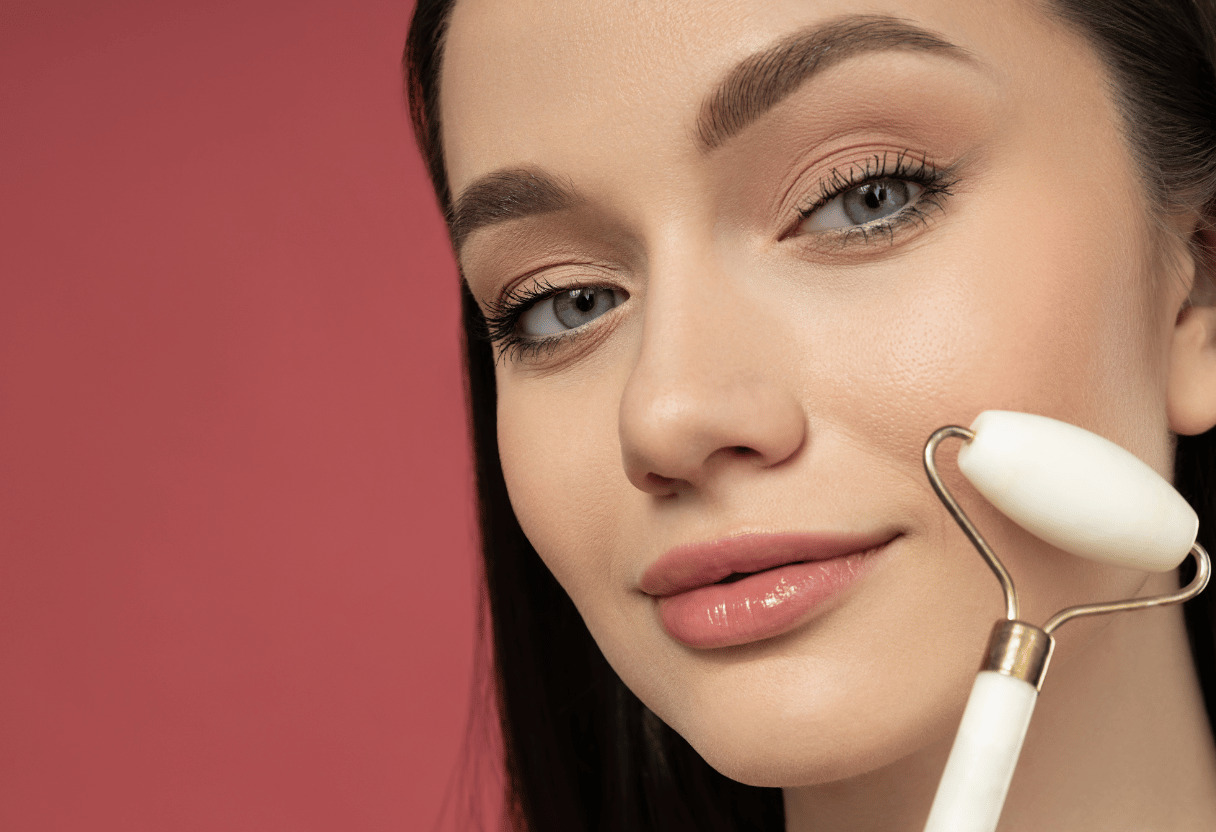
[840,178,911,226]
[542,286,622,332]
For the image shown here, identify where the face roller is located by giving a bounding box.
[920,411,1211,832]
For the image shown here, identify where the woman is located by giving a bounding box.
[407,1,1216,829]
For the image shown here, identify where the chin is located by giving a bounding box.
[619,626,982,791]
[642,671,950,789]
[676,712,902,788]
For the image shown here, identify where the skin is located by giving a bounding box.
[440,0,1216,829]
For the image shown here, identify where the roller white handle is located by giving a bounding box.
[922,671,1037,832]
[957,411,1198,572]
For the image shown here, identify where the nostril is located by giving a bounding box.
[729,446,759,457]
[647,472,677,489]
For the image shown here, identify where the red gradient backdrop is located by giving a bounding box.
[0,2,489,829]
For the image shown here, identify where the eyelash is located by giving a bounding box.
[481,276,597,363]
[795,150,956,245]
[481,151,958,363]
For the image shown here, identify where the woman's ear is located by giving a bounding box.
[1167,217,1216,436]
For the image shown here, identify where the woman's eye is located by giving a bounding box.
[518,287,624,336]
[801,178,924,231]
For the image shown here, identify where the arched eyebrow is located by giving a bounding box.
[697,15,974,150]
[449,168,580,253]
[449,15,973,251]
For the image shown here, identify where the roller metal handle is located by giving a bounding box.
[922,671,1038,832]
[920,412,1207,832]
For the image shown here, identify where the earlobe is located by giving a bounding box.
[1168,303,1216,435]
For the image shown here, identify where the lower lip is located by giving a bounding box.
[656,545,885,649]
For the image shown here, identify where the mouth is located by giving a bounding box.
[641,532,898,649]
[716,569,760,584]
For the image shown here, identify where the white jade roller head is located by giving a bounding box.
[956,410,1198,573]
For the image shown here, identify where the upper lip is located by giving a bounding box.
[639,531,898,597]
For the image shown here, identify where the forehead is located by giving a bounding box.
[439,0,1100,202]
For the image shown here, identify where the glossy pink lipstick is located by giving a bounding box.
[640,532,894,649]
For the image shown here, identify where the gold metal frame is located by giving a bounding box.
[923,425,1211,688]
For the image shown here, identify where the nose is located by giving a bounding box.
[618,255,807,495]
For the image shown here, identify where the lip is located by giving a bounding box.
[640,532,896,649]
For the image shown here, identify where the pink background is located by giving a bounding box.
[0,1,489,829]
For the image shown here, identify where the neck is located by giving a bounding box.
[783,572,1216,832]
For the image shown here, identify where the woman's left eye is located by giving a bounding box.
[518,286,625,336]
[800,177,924,231]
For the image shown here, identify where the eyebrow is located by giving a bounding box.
[449,168,579,252]
[696,15,972,150]
[449,15,971,249]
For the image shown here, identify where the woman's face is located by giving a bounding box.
[440,0,1201,786]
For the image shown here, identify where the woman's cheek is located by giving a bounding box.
[496,372,634,600]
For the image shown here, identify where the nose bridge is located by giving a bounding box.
[640,244,743,374]
[618,239,806,494]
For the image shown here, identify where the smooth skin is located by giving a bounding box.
[441,0,1216,829]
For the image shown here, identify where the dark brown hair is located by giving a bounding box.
[406,2,1216,830]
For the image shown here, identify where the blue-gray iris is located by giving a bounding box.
[842,179,911,225]
[554,287,621,329]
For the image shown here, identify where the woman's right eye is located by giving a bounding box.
[518,286,625,336]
